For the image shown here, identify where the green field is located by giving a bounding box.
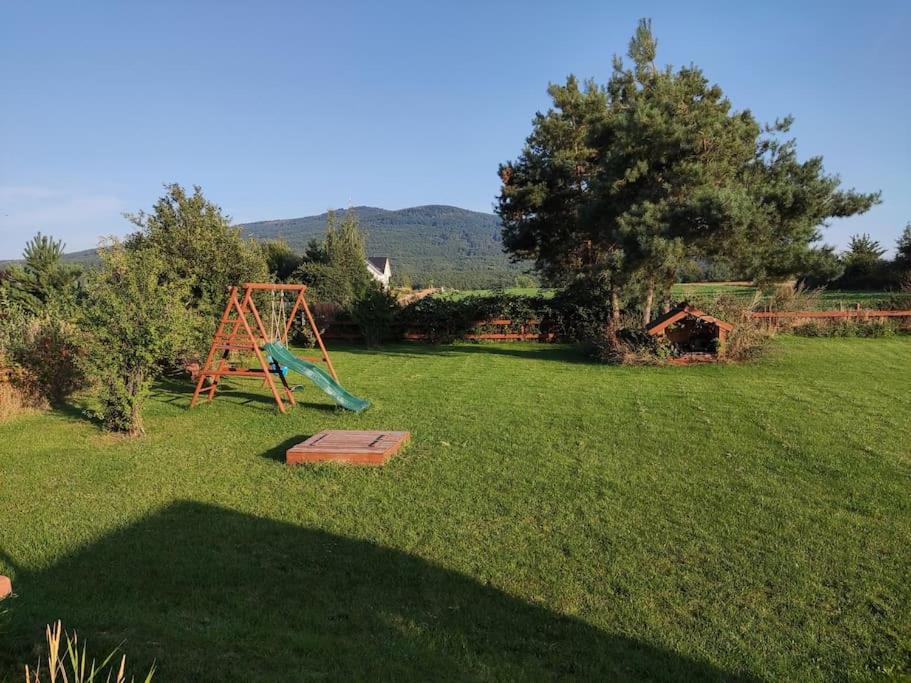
[439,283,909,309]
[1,338,910,680]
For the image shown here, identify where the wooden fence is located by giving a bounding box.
[319,307,911,343]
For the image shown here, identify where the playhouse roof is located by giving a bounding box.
[645,302,734,336]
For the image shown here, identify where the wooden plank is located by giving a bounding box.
[241,283,309,291]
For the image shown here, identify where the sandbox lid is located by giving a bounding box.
[286,430,410,466]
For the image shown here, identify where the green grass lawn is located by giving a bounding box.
[1,338,909,681]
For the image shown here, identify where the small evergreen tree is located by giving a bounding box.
[895,223,911,271]
[350,280,400,346]
[837,233,888,289]
[1,233,81,315]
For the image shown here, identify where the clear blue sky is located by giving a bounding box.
[2,1,909,259]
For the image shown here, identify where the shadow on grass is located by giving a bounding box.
[259,434,312,462]
[337,342,596,365]
[152,378,338,413]
[53,400,105,428]
[1,502,756,682]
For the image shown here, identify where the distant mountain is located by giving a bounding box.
[2,205,533,289]
[241,205,529,289]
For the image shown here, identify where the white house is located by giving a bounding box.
[366,256,392,288]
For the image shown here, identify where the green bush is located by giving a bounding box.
[549,278,616,343]
[397,296,482,343]
[124,184,268,356]
[351,283,400,347]
[81,246,194,436]
[397,294,553,343]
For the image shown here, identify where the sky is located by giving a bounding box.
[1,1,909,259]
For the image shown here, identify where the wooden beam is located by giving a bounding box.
[241,283,309,291]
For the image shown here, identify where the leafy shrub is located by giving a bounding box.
[293,209,371,308]
[351,283,400,347]
[124,184,268,356]
[81,246,193,436]
[397,296,482,343]
[397,294,553,343]
[549,278,616,343]
[16,317,87,405]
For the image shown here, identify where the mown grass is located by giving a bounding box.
[1,338,909,681]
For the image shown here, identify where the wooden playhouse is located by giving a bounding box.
[645,302,734,363]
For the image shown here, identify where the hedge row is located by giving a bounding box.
[316,292,611,344]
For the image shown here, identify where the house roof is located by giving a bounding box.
[366,257,389,276]
[645,302,734,336]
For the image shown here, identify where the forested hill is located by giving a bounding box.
[240,205,529,289]
[6,205,531,289]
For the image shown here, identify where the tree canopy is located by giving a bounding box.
[497,19,880,323]
[294,209,371,306]
[125,183,267,316]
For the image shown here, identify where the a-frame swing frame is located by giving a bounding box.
[190,283,338,414]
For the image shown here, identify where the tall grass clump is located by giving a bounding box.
[24,621,154,683]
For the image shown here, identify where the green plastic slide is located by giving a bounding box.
[263,342,370,413]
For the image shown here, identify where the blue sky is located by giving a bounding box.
[1,1,909,259]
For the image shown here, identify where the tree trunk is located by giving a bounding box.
[609,287,621,328]
[643,285,655,326]
[127,370,145,437]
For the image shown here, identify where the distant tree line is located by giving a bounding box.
[821,228,911,290]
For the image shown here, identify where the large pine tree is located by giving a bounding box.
[497,19,880,324]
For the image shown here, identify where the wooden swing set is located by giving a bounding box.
[190,283,337,413]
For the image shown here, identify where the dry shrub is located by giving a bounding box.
[13,317,87,406]
[0,364,47,422]
[687,293,775,362]
[765,282,823,311]
[791,317,901,338]
[590,312,676,364]
[722,319,775,361]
